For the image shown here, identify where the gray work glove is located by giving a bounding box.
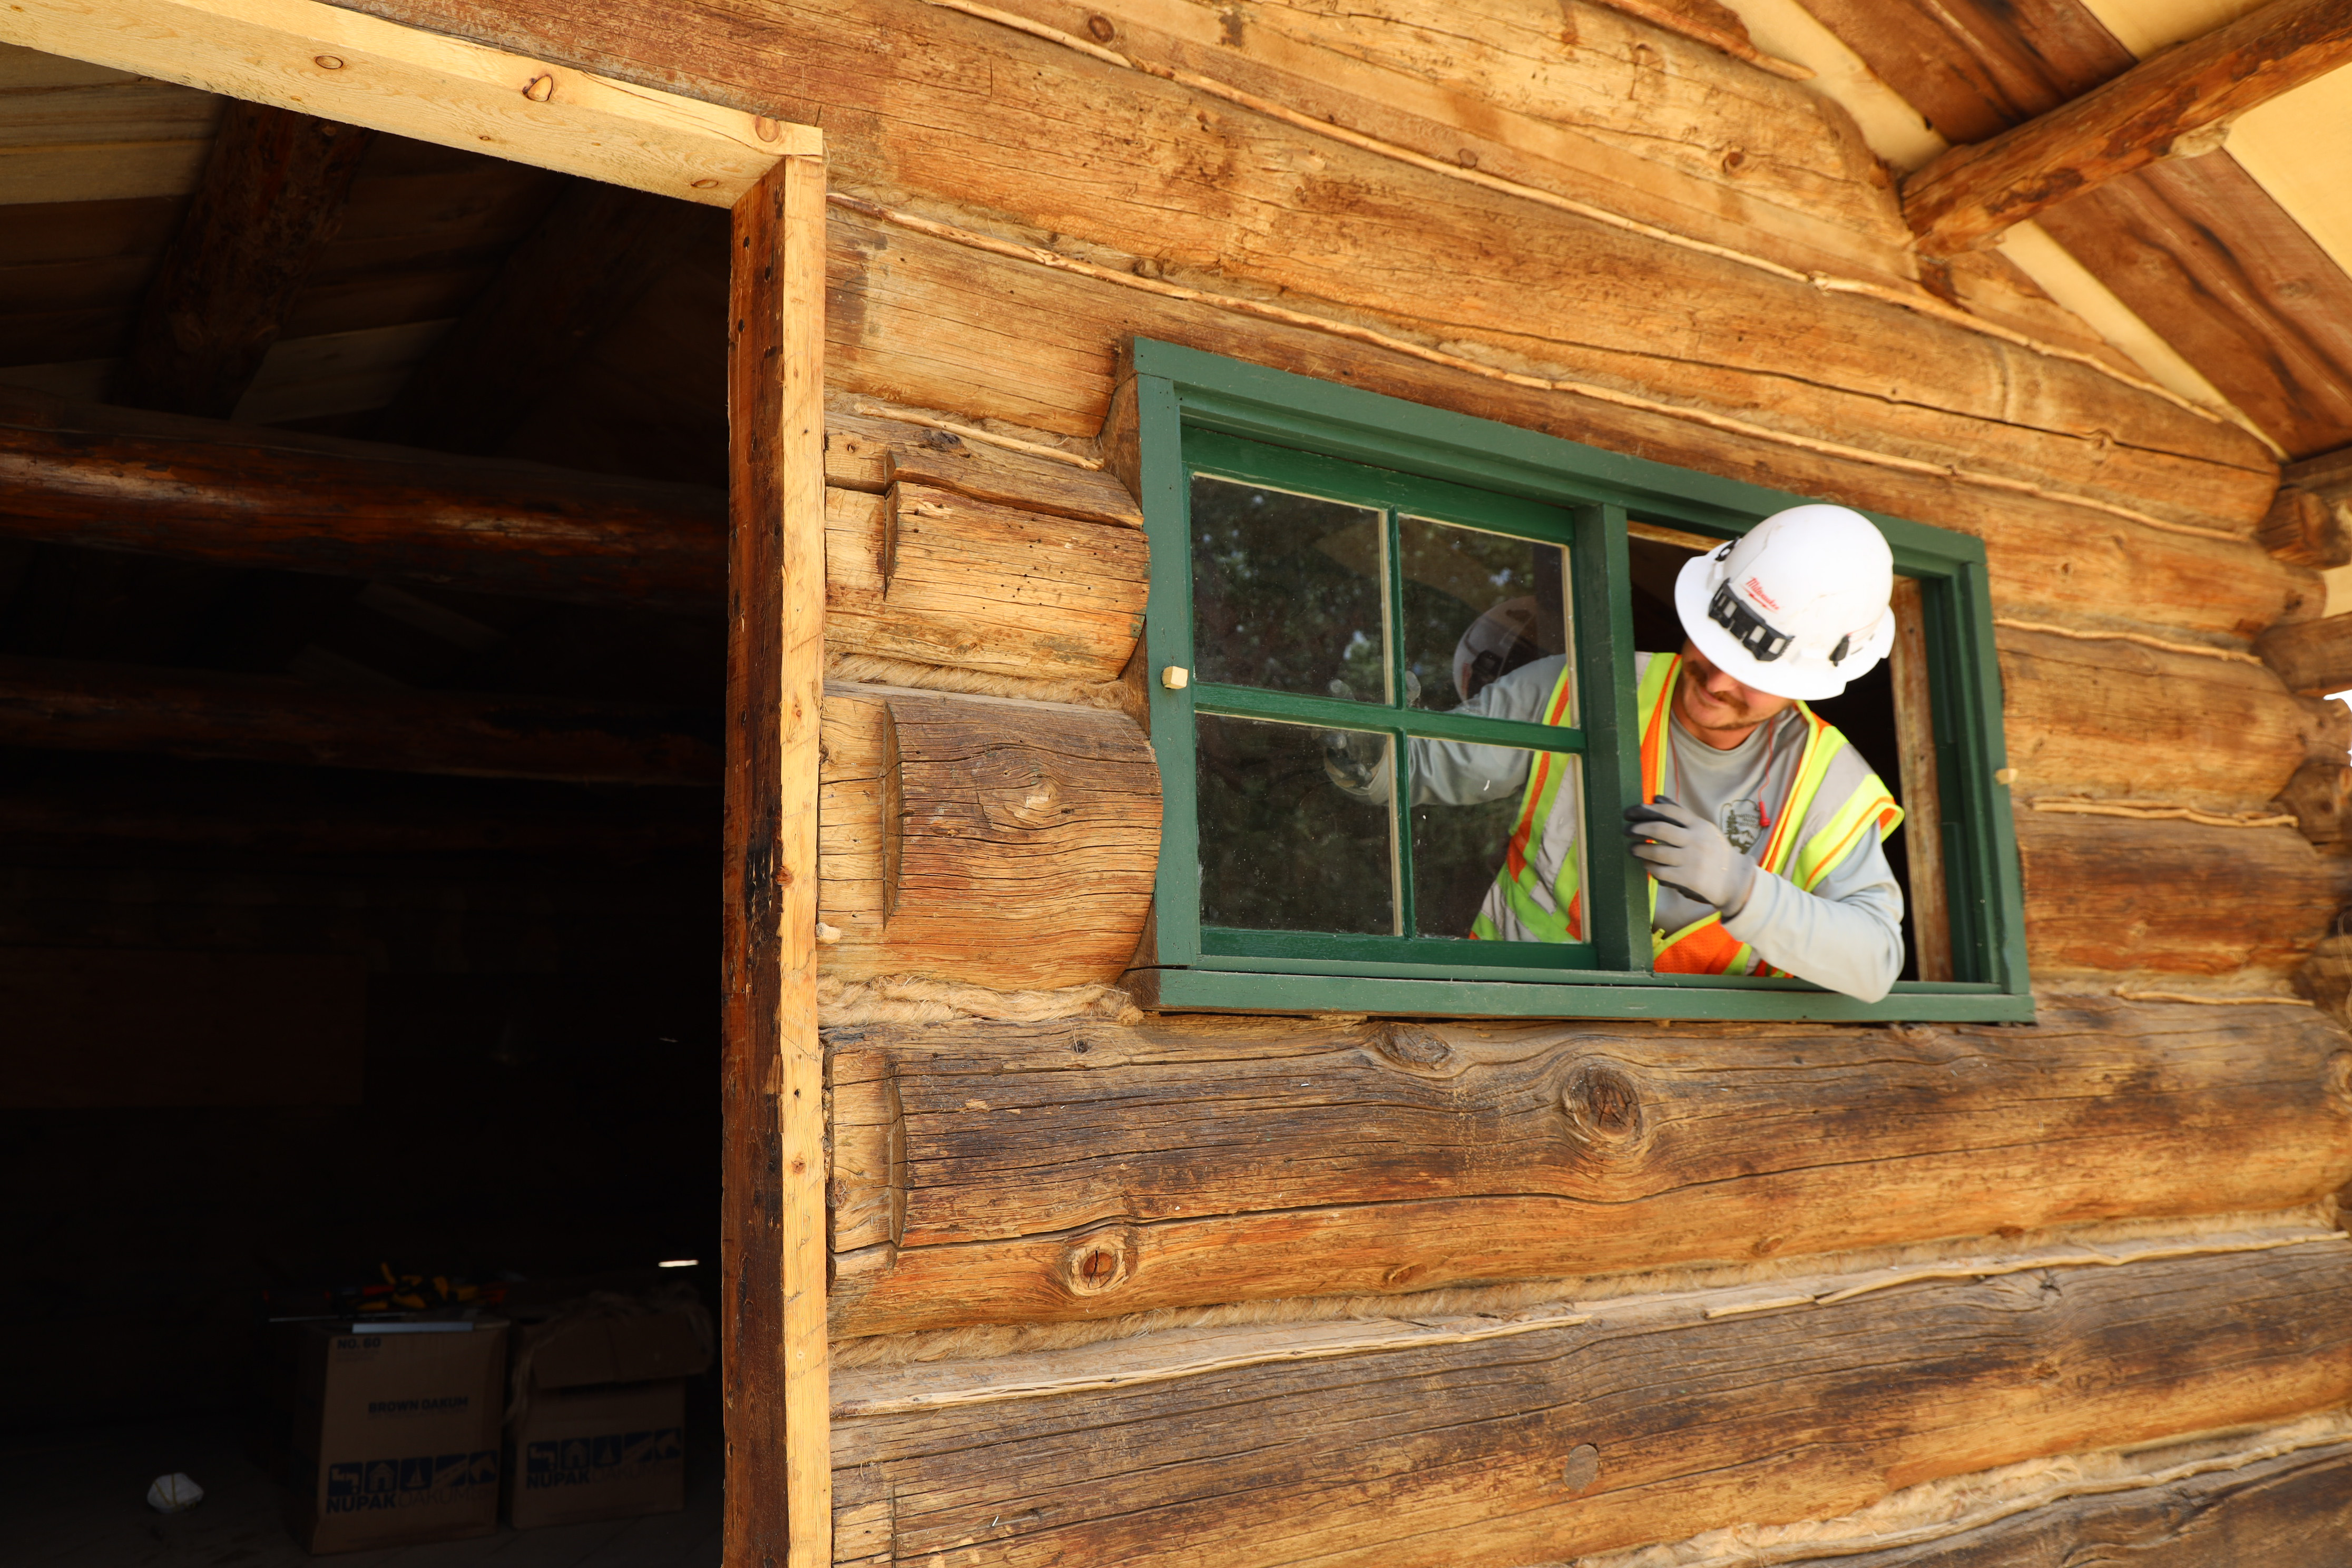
[1623,797,1756,914]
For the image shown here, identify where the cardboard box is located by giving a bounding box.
[285,1318,507,1554]
[504,1303,709,1529]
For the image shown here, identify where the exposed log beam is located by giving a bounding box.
[0,749,715,856]
[826,1002,2352,1335]
[830,1242,2352,1567]
[113,102,376,418]
[1903,0,2352,257]
[0,654,718,785]
[0,388,724,611]
[375,182,720,453]
[2259,610,2352,693]
[2289,442,2352,501]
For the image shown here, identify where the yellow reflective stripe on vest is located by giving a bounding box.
[1792,777,1904,891]
[1472,662,1583,942]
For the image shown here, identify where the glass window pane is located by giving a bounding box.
[1411,748,1584,942]
[1398,516,1573,721]
[1190,474,1389,703]
[1197,713,1396,935]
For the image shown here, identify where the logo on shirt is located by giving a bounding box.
[1720,799,1765,854]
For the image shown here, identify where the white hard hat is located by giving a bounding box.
[1674,504,1895,700]
[1452,595,1545,703]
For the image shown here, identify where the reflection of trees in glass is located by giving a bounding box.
[1397,519,1567,709]
[1197,715,1393,934]
[1190,477,1385,700]
[1412,796,1521,938]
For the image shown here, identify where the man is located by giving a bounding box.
[1328,504,1906,1002]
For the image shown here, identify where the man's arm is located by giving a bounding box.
[1327,655,1569,805]
[1720,831,1906,1003]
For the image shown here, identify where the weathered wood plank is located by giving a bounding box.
[113,101,375,417]
[342,0,2271,520]
[822,481,1148,680]
[825,405,1141,528]
[721,152,829,1568]
[1903,0,2352,257]
[2017,810,2352,979]
[1797,0,2129,146]
[1781,1440,2352,1567]
[0,653,718,785]
[830,1243,2352,1568]
[2258,483,2352,569]
[1997,624,2318,808]
[825,211,2304,640]
[817,685,1160,988]
[824,999,2352,1332]
[0,0,811,203]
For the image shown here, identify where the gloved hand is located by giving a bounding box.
[1623,797,1756,913]
[1322,727,1385,790]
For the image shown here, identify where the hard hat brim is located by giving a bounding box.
[1673,553,1891,701]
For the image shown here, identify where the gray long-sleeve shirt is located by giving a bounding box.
[1348,653,1905,1002]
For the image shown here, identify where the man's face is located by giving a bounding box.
[1674,640,1796,748]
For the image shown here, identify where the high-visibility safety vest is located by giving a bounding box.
[1469,653,1902,975]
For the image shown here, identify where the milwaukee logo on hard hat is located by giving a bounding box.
[1743,576,1781,612]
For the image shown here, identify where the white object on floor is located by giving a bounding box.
[145,1473,204,1513]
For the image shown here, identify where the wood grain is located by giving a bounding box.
[1903,0,2352,256]
[823,999,2352,1333]
[1797,0,2132,146]
[826,405,1141,528]
[822,482,1148,681]
[817,685,1161,988]
[722,152,829,1568]
[1780,1441,2352,1567]
[1998,623,2319,808]
[822,211,2302,643]
[114,101,375,418]
[2016,810,2352,979]
[2258,484,2351,569]
[0,0,811,203]
[2260,610,2352,694]
[335,0,2271,523]
[0,652,718,784]
[1888,579,1948,979]
[2036,154,2352,460]
[830,1242,2352,1567]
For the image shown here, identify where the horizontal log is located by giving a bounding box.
[2261,610,2352,694]
[2016,810,2352,979]
[828,211,2306,640]
[1781,1440,2352,1567]
[1997,625,2318,807]
[824,998,2352,1334]
[825,406,1141,528]
[2287,442,2352,502]
[0,749,715,855]
[830,1242,2352,1567]
[1902,0,2352,257]
[823,482,1148,681]
[0,387,725,612]
[817,684,1160,988]
[0,654,718,785]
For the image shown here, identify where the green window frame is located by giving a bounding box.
[1132,338,2030,1023]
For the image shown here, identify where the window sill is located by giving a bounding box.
[1127,966,2035,1023]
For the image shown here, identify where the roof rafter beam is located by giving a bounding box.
[113,100,375,418]
[1903,0,2352,258]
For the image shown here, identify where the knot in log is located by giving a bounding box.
[1559,1062,1652,1159]
[1561,1443,1601,1496]
[1059,1223,1136,1297]
[1364,1021,1455,1073]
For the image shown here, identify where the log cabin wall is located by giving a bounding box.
[26,0,2352,1560]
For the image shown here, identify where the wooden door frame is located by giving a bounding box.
[0,3,830,1561]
